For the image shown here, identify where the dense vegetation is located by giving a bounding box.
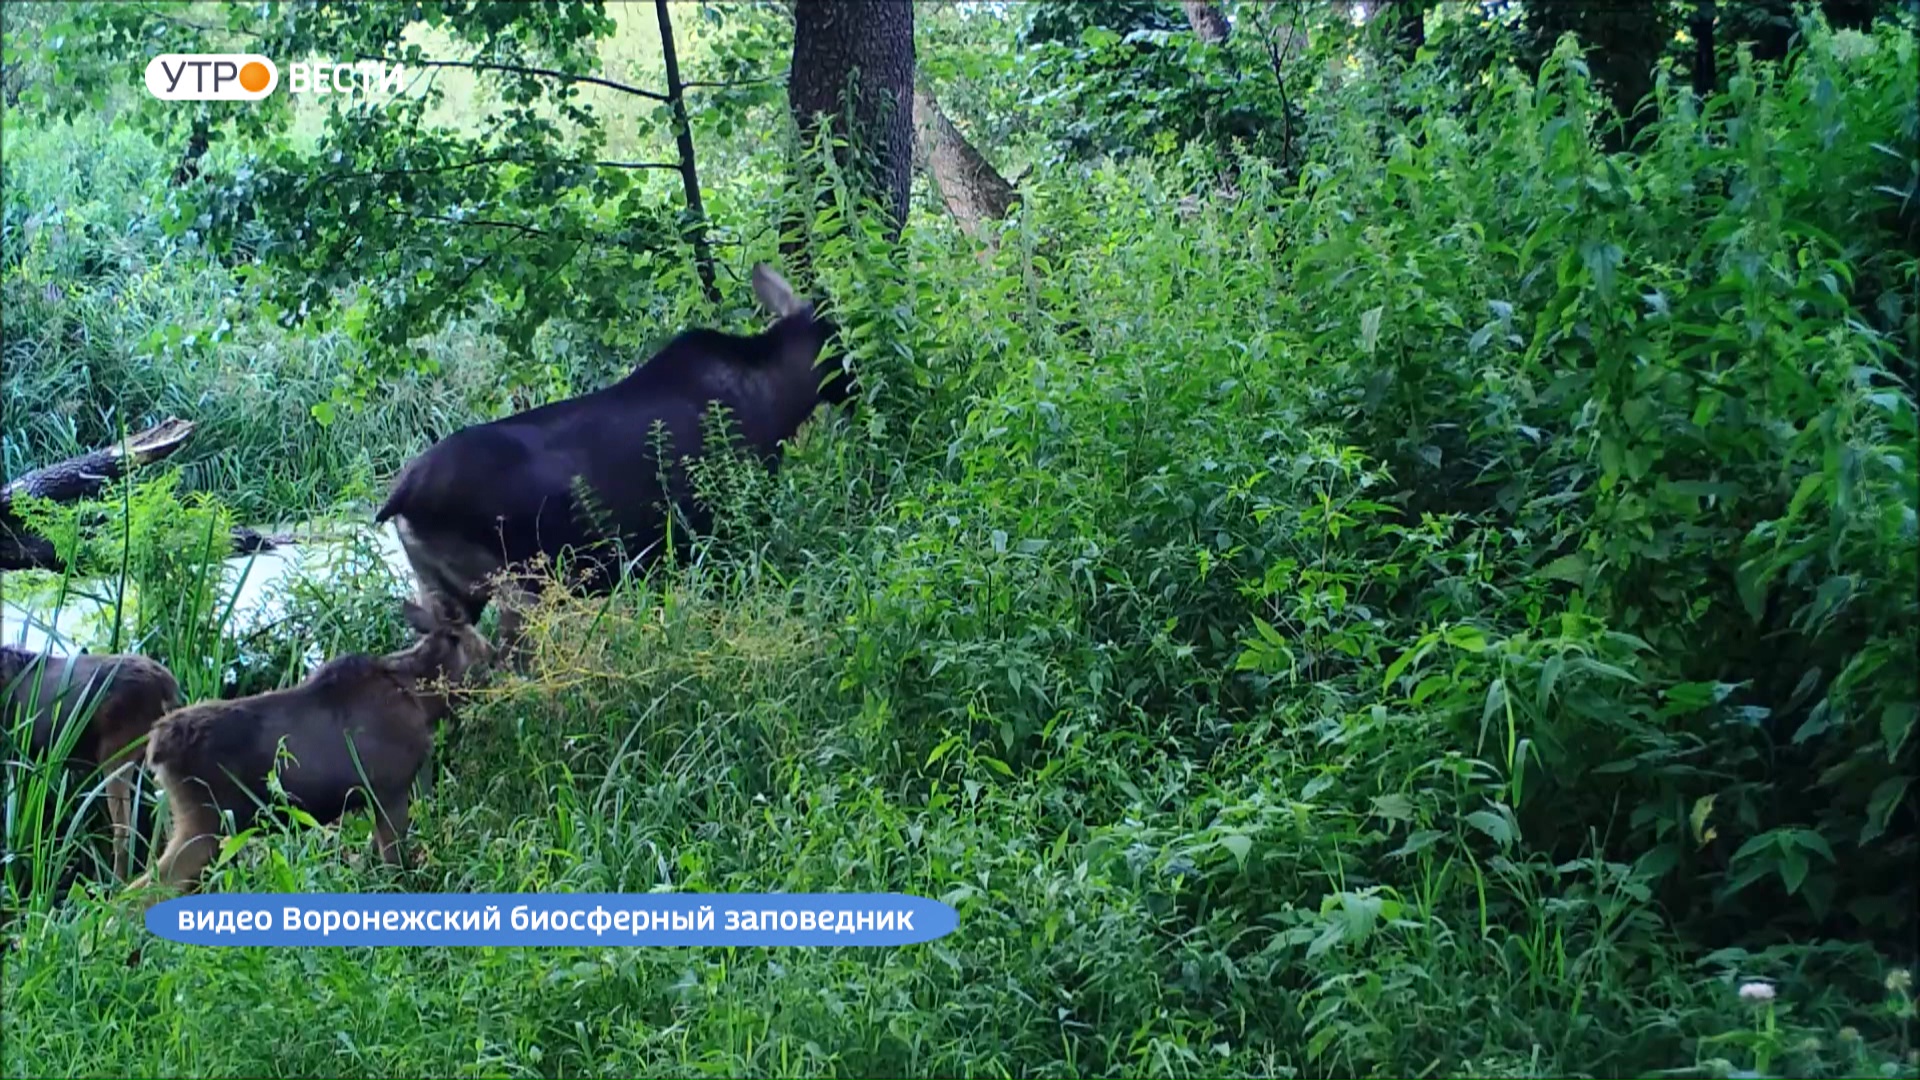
[2,2,1916,1077]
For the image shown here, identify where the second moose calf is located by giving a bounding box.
[1,646,180,880]
[131,598,491,893]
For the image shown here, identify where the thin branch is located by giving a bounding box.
[682,74,783,90]
[403,212,559,239]
[327,154,524,181]
[357,55,668,102]
[148,8,760,105]
[146,8,700,107]
[526,239,587,299]
[654,0,719,306]
[326,157,681,182]
[145,10,265,40]
[441,248,502,304]
[388,211,645,258]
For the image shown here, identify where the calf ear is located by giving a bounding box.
[401,597,438,635]
[751,263,805,318]
[430,593,468,628]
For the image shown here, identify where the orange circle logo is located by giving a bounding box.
[238,61,271,93]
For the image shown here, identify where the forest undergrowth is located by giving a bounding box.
[2,15,1916,1080]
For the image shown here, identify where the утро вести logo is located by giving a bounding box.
[144,54,404,101]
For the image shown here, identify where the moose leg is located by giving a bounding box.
[133,798,219,893]
[485,571,544,672]
[372,790,412,869]
[393,518,496,632]
[104,762,135,881]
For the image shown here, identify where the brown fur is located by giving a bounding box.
[1,646,180,880]
[129,597,491,893]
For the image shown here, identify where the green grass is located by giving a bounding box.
[3,12,1918,1080]
[0,114,505,522]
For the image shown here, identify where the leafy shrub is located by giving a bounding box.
[2,10,1917,1080]
[0,115,500,518]
[11,471,239,697]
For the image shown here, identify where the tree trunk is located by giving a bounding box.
[2,419,198,512]
[1386,0,1426,64]
[1692,0,1717,99]
[1181,1,1231,43]
[654,0,720,307]
[786,0,916,270]
[171,119,210,187]
[911,85,1017,241]
[1524,3,1669,144]
[0,419,289,571]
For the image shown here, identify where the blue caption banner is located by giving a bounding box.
[146,892,958,948]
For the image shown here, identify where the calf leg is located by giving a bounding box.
[104,761,135,881]
[372,790,413,869]
[130,798,219,893]
[487,573,542,672]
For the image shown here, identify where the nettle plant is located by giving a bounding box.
[1277,28,1918,942]
[10,471,241,700]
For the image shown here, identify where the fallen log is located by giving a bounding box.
[1,417,197,512]
[0,419,294,572]
[0,524,296,573]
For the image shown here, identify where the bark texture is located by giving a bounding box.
[1692,0,1718,98]
[1181,1,1231,43]
[655,0,719,306]
[911,85,1017,241]
[2,419,198,513]
[788,0,916,243]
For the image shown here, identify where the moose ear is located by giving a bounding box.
[751,263,806,318]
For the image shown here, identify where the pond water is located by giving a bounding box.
[0,524,414,657]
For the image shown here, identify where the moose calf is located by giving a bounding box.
[2,645,181,880]
[130,598,491,893]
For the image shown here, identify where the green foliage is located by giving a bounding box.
[11,472,237,691]
[31,0,793,404]
[0,115,498,519]
[2,5,1917,1079]
[1303,28,1920,939]
[1017,0,1312,170]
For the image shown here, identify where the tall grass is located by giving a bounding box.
[2,632,118,907]
[0,114,501,521]
[1,16,1916,1080]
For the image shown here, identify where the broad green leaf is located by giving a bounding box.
[1779,849,1809,896]
[1883,702,1916,757]
[1391,830,1444,858]
[1690,795,1716,847]
[1539,553,1588,583]
[1445,625,1488,653]
[1790,829,1835,862]
[1371,793,1415,821]
[1465,809,1514,848]
[1359,305,1384,356]
[1862,777,1910,845]
[1635,843,1680,880]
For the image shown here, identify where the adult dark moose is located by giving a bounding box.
[374,264,854,664]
